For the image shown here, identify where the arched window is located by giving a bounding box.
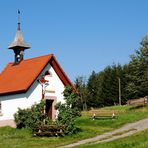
[45,70,52,77]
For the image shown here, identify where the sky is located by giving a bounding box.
[0,0,148,82]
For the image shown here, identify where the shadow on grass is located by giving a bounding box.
[128,105,145,110]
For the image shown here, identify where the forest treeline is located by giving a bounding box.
[74,36,148,110]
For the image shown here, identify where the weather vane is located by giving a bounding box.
[18,10,21,30]
[18,10,20,23]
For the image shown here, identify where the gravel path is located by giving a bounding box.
[59,118,148,148]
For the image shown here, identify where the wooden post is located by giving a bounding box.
[118,77,121,105]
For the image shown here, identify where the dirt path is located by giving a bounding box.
[59,118,148,148]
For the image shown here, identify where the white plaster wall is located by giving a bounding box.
[0,80,42,120]
[0,62,65,121]
[44,64,65,104]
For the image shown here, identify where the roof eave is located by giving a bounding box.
[0,89,27,96]
[8,45,30,50]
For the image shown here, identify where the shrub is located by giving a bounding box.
[14,100,50,130]
[55,86,81,135]
[14,86,81,136]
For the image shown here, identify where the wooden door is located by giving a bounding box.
[46,100,53,119]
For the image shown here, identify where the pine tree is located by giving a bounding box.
[126,36,148,98]
[74,76,88,110]
[87,71,102,108]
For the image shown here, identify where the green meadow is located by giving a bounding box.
[0,105,148,148]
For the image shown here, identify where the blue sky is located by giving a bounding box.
[0,0,148,82]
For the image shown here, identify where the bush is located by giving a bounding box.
[55,86,81,135]
[14,86,81,136]
[14,100,50,130]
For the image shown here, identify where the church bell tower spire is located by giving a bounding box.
[8,10,30,64]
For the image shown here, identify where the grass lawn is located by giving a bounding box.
[77,129,148,148]
[0,105,148,148]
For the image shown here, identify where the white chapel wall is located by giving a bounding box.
[0,80,42,120]
[44,63,65,104]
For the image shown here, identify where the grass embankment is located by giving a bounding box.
[78,129,148,148]
[0,105,148,148]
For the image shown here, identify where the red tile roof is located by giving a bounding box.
[0,54,74,96]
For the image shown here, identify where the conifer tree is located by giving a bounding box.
[126,36,148,98]
[74,76,88,110]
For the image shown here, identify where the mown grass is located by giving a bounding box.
[0,105,148,148]
[77,129,148,148]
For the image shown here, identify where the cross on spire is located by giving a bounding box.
[18,10,21,30]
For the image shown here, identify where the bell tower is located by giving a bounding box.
[8,10,30,64]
